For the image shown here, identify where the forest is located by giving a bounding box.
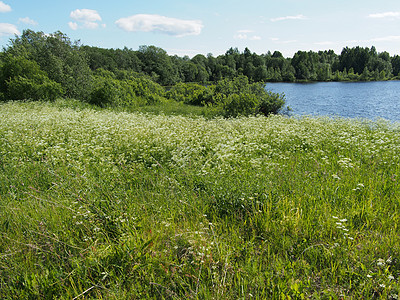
[82,43,400,84]
[1,30,400,115]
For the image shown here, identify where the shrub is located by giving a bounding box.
[7,74,63,101]
[214,76,285,117]
[0,55,63,101]
[166,82,212,106]
[89,72,167,108]
[164,76,286,117]
[220,93,259,117]
[89,79,118,107]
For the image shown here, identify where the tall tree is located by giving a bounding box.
[137,45,179,85]
[6,30,92,99]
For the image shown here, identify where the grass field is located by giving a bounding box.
[1,100,400,299]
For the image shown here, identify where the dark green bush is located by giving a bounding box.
[214,76,285,117]
[165,75,285,117]
[89,79,118,107]
[0,55,63,101]
[89,71,167,107]
[166,82,212,105]
[221,93,260,117]
[7,74,63,101]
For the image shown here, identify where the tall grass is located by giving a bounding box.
[1,100,400,299]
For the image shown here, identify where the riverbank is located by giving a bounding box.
[1,101,400,298]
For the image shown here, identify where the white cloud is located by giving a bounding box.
[270,14,307,22]
[68,22,79,30]
[368,35,400,42]
[115,14,203,37]
[234,30,261,41]
[270,37,297,44]
[368,11,400,19]
[250,35,261,41]
[345,36,400,44]
[69,9,103,30]
[234,33,248,40]
[19,17,38,26]
[0,23,19,37]
[0,1,11,13]
[70,9,101,22]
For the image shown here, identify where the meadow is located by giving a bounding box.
[1,100,400,299]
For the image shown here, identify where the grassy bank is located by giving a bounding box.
[1,100,400,299]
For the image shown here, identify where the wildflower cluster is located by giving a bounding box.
[333,216,353,240]
[1,101,400,299]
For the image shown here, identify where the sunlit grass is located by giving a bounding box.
[1,100,400,299]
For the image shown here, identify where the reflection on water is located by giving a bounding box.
[267,81,400,121]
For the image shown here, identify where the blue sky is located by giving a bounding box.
[1,0,400,57]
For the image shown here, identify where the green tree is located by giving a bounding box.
[339,46,372,75]
[391,55,400,77]
[254,65,268,82]
[6,30,92,100]
[360,67,370,81]
[137,45,179,85]
[0,54,62,101]
[317,64,332,81]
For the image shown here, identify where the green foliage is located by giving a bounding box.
[220,93,259,117]
[257,88,286,116]
[166,82,211,105]
[80,41,400,84]
[7,74,63,101]
[89,70,166,108]
[213,76,285,117]
[137,45,180,85]
[0,54,62,101]
[89,78,118,107]
[165,76,285,117]
[5,30,93,100]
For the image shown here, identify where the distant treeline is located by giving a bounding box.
[81,42,400,84]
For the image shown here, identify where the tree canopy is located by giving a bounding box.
[1,30,399,114]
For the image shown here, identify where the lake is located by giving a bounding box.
[267,81,400,121]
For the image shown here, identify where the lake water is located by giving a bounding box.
[267,81,400,121]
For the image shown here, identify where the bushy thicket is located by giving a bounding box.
[89,69,167,107]
[166,76,285,117]
[0,54,63,101]
[88,72,285,116]
[0,30,285,117]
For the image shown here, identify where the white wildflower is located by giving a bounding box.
[377,258,385,266]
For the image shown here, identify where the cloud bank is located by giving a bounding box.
[0,23,19,37]
[115,14,203,37]
[69,9,103,30]
[270,14,307,22]
[0,1,11,13]
[368,11,400,19]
